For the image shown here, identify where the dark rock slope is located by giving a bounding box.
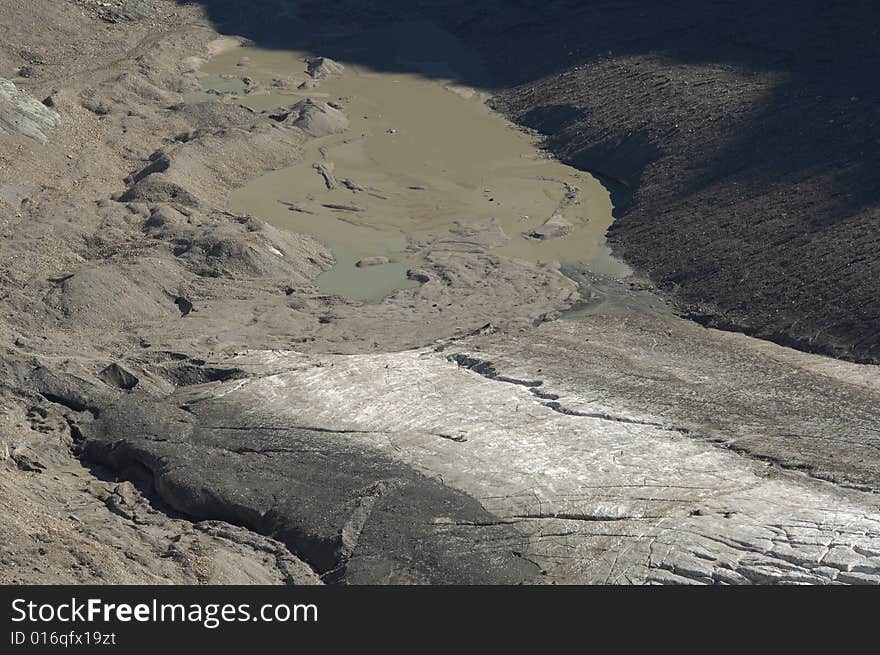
[461,0,880,363]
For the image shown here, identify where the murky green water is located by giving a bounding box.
[190,24,630,301]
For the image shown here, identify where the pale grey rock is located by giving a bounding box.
[356,256,390,267]
[285,98,349,137]
[0,78,60,143]
[99,0,156,23]
[306,56,345,80]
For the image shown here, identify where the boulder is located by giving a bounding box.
[406,269,431,283]
[305,56,345,80]
[284,98,349,137]
[356,256,390,268]
[99,0,155,23]
[98,363,140,391]
[0,78,60,143]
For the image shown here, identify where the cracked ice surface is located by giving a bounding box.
[198,347,880,585]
